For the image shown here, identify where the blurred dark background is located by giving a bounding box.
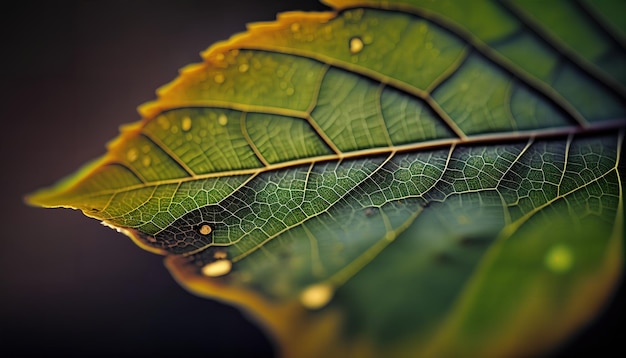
[0,1,622,357]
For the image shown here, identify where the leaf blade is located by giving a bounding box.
[27,1,626,357]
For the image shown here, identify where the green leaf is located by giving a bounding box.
[27,0,625,357]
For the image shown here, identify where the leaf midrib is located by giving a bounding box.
[86,120,625,204]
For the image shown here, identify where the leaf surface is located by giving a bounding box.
[28,0,626,357]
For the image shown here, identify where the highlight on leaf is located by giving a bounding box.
[27,0,625,357]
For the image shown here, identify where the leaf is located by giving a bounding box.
[27,0,625,357]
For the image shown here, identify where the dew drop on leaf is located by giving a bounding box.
[238,63,249,73]
[349,36,364,54]
[201,259,232,277]
[126,148,138,162]
[198,224,212,235]
[142,156,151,167]
[218,114,228,126]
[181,116,192,132]
[545,244,573,273]
[300,283,334,310]
[214,73,225,84]
[157,116,170,130]
[213,250,227,260]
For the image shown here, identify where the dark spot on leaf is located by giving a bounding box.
[434,252,453,264]
[364,207,378,217]
[459,237,491,247]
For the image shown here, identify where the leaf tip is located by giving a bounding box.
[23,155,108,210]
[24,188,59,208]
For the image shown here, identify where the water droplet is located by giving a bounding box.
[213,250,227,260]
[238,63,249,73]
[214,73,225,84]
[349,37,364,54]
[285,87,295,96]
[545,244,573,273]
[290,22,301,33]
[215,53,225,61]
[142,145,151,154]
[181,116,192,132]
[157,116,170,130]
[142,156,151,166]
[300,283,333,309]
[218,114,228,126]
[363,34,373,44]
[199,224,212,235]
[126,148,138,162]
[201,260,232,277]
